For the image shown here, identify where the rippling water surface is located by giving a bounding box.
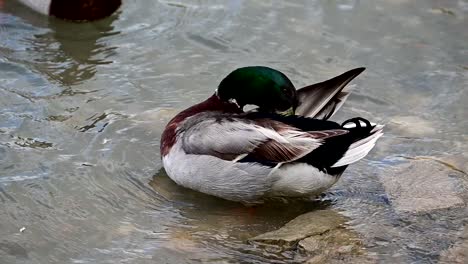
[1,0,467,263]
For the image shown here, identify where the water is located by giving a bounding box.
[0,0,467,263]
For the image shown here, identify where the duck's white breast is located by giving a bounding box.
[269,163,340,197]
[162,141,275,202]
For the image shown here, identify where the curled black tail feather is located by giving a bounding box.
[341,117,372,129]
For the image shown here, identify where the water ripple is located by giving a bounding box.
[0,0,467,263]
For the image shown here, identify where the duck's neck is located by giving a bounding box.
[180,94,242,117]
[160,94,242,156]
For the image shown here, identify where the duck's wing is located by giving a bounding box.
[295,68,365,119]
[245,113,383,172]
[181,114,340,165]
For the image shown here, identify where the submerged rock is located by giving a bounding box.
[388,116,436,136]
[299,227,372,264]
[250,210,344,248]
[439,226,468,263]
[250,210,373,263]
[437,154,468,175]
[379,157,465,213]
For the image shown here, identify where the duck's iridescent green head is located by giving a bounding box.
[217,66,298,114]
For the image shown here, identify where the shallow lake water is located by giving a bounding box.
[0,0,467,263]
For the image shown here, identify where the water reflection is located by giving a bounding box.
[149,168,329,262]
[1,0,119,87]
[34,16,119,86]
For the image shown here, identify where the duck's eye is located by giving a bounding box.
[281,87,291,96]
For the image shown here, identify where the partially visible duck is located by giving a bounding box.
[17,0,121,21]
[160,67,383,204]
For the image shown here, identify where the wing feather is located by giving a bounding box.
[296,68,365,119]
[180,113,329,164]
[308,129,349,139]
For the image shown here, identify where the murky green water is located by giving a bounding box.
[1,0,467,263]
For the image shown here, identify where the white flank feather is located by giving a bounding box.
[331,125,384,167]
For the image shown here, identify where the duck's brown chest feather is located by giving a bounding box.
[160,94,242,157]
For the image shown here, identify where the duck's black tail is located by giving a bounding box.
[299,117,383,174]
[331,117,384,168]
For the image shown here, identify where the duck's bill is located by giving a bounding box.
[277,107,295,116]
[250,106,295,116]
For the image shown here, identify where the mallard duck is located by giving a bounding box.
[17,0,121,21]
[161,67,383,203]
